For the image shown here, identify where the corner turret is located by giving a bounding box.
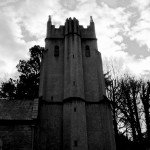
[46,15,52,38]
[90,16,95,31]
[89,16,96,37]
[90,16,93,23]
[48,15,52,23]
[80,16,96,39]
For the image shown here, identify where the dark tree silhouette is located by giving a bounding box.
[140,81,150,145]
[120,76,142,143]
[0,45,44,99]
[16,45,44,99]
[104,67,149,150]
[0,78,16,99]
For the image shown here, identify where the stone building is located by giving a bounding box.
[0,16,116,150]
[0,99,39,150]
[37,16,116,150]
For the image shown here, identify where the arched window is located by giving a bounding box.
[54,46,59,57]
[85,45,90,57]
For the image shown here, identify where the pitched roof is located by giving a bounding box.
[0,99,39,120]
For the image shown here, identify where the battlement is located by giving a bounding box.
[46,16,96,40]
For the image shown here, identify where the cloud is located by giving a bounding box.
[128,8,150,51]
[0,0,18,7]
[96,0,132,9]
[123,36,150,58]
[125,56,150,77]
[0,0,60,77]
[127,0,150,51]
[91,3,131,58]
[0,0,150,80]
[103,53,150,79]
[131,0,150,10]
[0,8,28,75]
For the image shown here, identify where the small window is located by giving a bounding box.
[74,107,76,112]
[85,45,90,57]
[54,46,59,57]
[73,81,75,86]
[51,96,53,101]
[74,140,78,147]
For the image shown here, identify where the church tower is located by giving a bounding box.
[37,16,116,150]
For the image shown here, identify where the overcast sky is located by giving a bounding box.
[0,0,150,80]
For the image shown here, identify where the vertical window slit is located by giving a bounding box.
[51,96,53,101]
[85,45,90,57]
[54,46,59,57]
[73,81,75,86]
[74,140,78,147]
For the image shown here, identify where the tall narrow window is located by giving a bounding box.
[85,45,90,57]
[54,46,59,57]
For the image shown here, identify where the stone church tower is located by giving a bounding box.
[37,16,116,150]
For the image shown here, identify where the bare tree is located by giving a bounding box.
[120,76,142,142]
[103,58,150,150]
[140,81,150,143]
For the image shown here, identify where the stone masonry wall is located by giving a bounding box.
[86,102,116,150]
[0,124,32,150]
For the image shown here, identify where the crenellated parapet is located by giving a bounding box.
[80,25,96,39]
[46,16,96,40]
[80,16,96,39]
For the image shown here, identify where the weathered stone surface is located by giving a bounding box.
[0,125,32,150]
[39,17,105,102]
[38,17,116,150]
[0,99,39,149]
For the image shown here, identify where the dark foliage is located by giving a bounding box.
[0,78,16,99]
[0,45,44,99]
[15,45,44,99]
